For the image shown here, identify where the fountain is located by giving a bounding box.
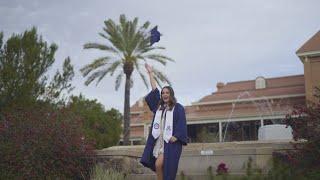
[222,91,293,142]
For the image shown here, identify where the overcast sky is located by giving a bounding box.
[1,0,319,112]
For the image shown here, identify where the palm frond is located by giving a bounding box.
[140,21,150,30]
[135,46,165,56]
[84,70,105,86]
[95,61,122,85]
[118,15,131,55]
[80,57,111,77]
[129,32,144,56]
[119,14,127,30]
[115,71,123,91]
[104,19,126,53]
[136,36,151,54]
[98,32,109,40]
[145,54,175,66]
[136,55,146,62]
[131,23,150,56]
[146,54,174,62]
[127,19,141,57]
[151,46,165,50]
[132,17,138,31]
[134,61,148,89]
[83,60,122,86]
[83,43,118,54]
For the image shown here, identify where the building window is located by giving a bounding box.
[208,125,218,134]
[255,77,266,89]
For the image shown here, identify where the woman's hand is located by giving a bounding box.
[169,136,177,143]
[145,63,153,74]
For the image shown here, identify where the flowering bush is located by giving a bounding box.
[216,162,228,175]
[0,104,96,179]
[273,87,320,178]
[285,101,320,170]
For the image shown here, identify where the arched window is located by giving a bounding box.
[255,76,266,89]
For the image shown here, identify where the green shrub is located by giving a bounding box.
[68,95,122,149]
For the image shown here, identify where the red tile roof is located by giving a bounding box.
[297,31,320,54]
[197,75,304,103]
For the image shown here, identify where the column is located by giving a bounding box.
[219,121,222,142]
[260,119,264,126]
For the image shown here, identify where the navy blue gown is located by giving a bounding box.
[140,88,188,180]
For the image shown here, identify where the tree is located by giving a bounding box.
[81,14,173,145]
[68,94,122,149]
[0,27,74,110]
[273,87,320,179]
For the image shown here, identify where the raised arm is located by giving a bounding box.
[145,63,157,90]
[144,63,160,113]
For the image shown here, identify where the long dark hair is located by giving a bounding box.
[158,86,177,110]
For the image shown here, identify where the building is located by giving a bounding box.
[125,30,320,145]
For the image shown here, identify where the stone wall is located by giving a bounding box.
[95,140,294,179]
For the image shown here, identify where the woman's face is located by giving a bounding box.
[161,88,171,104]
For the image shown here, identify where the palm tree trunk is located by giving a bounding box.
[123,73,131,145]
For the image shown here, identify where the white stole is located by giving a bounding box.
[152,106,175,143]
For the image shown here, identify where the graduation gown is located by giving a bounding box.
[140,88,188,180]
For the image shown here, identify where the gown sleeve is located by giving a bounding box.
[174,104,188,145]
[145,88,160,113]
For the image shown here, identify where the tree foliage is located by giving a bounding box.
[81,14,173,89]
[271,87,320,179]
[68,95,122,149]
[0,27,74,110]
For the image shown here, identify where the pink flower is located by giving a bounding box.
[216,162,228,175]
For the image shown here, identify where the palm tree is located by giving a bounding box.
[81,14,173,145]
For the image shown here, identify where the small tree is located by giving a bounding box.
[68,95,122,149]
[0,27,74,110]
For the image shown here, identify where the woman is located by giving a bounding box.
[140,63,188,180]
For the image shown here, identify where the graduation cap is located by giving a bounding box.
[150,26,161,46]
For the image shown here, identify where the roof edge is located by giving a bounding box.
[192,93,305,106]
[296,50,320,57]
[225,74,304,85]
